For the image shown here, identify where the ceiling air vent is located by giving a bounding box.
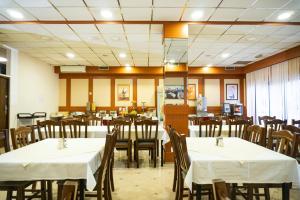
[233,61,252,65]
[60,65,86,73]
[98,66,109,70]
[225,66,236,71]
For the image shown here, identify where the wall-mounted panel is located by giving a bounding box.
[115,79,133,107]
[71,79,88,107]
[137,79,155,107]
[59,79,66,107]
[93,79,111,107]
[224,79,240,104]
[204,79,220,106]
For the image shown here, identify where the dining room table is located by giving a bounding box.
[0,138,106,200]
[184,137,300,200]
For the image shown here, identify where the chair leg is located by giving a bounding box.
[153,147,157,168]
[254,187,260,200]
[97,179,103,200]
[264,187,270,200]
[172,162,177,192]
[47,180,53,200]
[110,154,115,192]
[16,187,24,200]
[57,182,63,200]
[136,148,139,168]
[41,180,47,200]
[6,190,12,200]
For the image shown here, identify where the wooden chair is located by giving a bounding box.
[134,119,159,168]
[188,116,198,126]
[86,115,102,126]
[11,126,35,149]
[60,181,78,200]
[244,116,254,125]
[264,119,287,144]
[107,118,132,168]
[0,127,47,200]
[212,179,231,200]
[282,125,300,158]
[0,129,10,153]
[244,125,266,147]
[199,120,222,137]
[61,120,88,138]
[258,116,276,126]
[228,119,250,138]
[37,120,62,140]
[268,130,297,158]
[292,119,300,128]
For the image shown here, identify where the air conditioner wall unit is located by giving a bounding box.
[60,65,86,73]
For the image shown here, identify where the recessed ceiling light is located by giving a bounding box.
[0,57,7,62]
[169,59,175,63]
[119,53,126,58]
[221,53,230,58]
[66,53,75,59]
[191,11,203,20]
[206,64,212,67]
[277,11,294,20]
[6,9,24,19]
[101,10,113,19]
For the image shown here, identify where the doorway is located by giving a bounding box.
[0,76,9,130]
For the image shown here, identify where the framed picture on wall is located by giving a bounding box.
[187,84,196,100]
[226,84,238,100]
[117,84,130,101]
[165,85,184,100]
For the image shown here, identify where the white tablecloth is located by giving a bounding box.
[0,138,106,191]
[184,137,300,190]
[38,125,166,140]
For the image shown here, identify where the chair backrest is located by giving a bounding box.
[212,179,231,200]
[176,131,190,172]
[10,126,35,149]
[258,116,276,125]
[37,120,62,140]
[228,119,250,138]
[86,115,102,126]
[107,118,131,141]
[245,116,254,125]
[244,125,266,146]
[199,119,222,137]
[292,119,300,128]
[96,129,117,198]
[188,116,198,126]
[98,110,107,117]
[268,130,297,158]
[61,120,88,138]
[134,119,159,140]
[0,129,10,153]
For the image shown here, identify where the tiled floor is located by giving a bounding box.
[0,151,300,199]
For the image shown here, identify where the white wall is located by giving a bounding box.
[204,79,220,106]
[9,52,59,128]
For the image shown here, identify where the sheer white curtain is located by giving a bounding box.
[269,61,288,120]
[254,67,270,122]
[246,72,256,122]
[286,57,300,122]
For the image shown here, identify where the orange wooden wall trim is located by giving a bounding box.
[88,78,93,103]
[244,45,300,73]
[220,78,224,103]
[133,78,137,102]
[154,78,159,108]
[111,78,115,108]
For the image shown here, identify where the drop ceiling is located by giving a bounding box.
[0,0,299,67]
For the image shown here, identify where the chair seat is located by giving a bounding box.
[136,141,156,148]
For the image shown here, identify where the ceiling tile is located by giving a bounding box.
[127,34,149,42]
[150,34,162,43]
[253,0,290,9]
[283,0,300,9]
[251,25,281,35]
[97,24,124,34]
[182,8,215,21]
[70,24,99,34]
[13,24,51,36]
[154,0,186,7]
[85,0,119,7]
[0,0,19,7]
[224,25,255,34]
[218,34,243,42]
[0,7,36,20]
[275,26,300,35]
[199,25,230,35]
[120,0,152,7]
[26,7,65,20]
[122,8,152,21]
[266,10,300,22]
[238,8,275,21]
[90,8,122,20]
[58,7,93,20]
[50,0,85,7]
[150,25,163,34]
[124,24,149,34]
[14,0,51,7]
[187,0,222,7]
[220,0,256,8]
[153,8,182,21]
[210,8,245,21]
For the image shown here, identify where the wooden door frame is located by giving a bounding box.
[0,75,10,129]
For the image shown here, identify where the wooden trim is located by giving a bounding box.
[88,78,93,103]
[198,77,204,95]
[184,76,187,105]
[189,67,244,75]
[244,45,300,73]
[2,20,300,25]
[164,22,188,39]
[154,78,159,108]
[220,78,224,103]
[66,78,71,110]
[111,78,115,108]
[240,78,245,105]
[133,78,137,103]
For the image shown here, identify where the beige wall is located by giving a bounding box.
[71,79,89,107]
[93,79,111,107]
[204,79,220,106]
[59,79,66,107]
[137,79,155,107]
[9,52,59,127]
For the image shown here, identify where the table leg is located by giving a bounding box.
[196,184,201,200]
[79,179,85,200]
[47,180,52,200]
[247,184,253,200]
[282,183,291,200]
[161,140,164,167]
